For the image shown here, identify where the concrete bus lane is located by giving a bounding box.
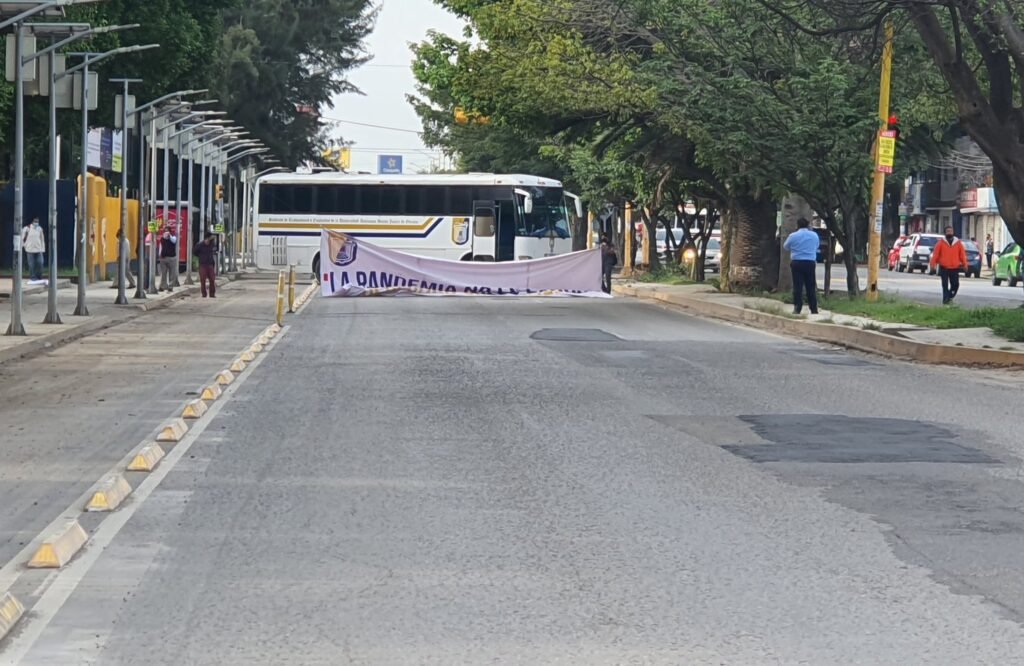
[0,280,279,575]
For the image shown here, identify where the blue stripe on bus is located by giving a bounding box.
[258,218,446,240]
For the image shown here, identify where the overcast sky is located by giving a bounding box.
[326,0,465,174]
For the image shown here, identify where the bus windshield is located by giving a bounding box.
[519,187,570,239]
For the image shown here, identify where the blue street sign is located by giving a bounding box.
[378,155,403,175]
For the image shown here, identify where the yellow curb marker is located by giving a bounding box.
[229,358,247,373]
[250,343,265,354]
[216,370,235,386]
[156,418,189,443]
[239,350,255,362]
[0,592,25,641]
[86,474,133,512]
[28,520,89,568]
[127,443,166,472]
[200,384,222,401]
[182,399,209,419]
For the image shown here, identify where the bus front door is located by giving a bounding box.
[496,200,516,262]
[472,201,496,261]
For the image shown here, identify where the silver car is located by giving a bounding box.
[703,237,721,272]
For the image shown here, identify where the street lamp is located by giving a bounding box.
[22,25,146,317]
[65,44,155,315]
[3,0,103,336]
[127,88,208,299]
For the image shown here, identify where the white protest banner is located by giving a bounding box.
[320,230,607,298]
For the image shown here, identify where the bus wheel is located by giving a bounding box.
[460,253,473,261]
[312,254,321,283]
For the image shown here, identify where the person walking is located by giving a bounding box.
[109,228,136,289]
[194,232,218,298]
[21,218,45,281]
[599,234,617,294]
[930,225,968,305]
[985,234,994,269]
[783,217,819,315]
[158,228,177,292]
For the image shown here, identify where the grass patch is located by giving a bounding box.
[861,321,883,331]
[816,294,1024,342]
[634,266,695,286]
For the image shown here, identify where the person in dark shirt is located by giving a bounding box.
[193,232,218,298]
[158,230,177,292]
[600,234,618,294]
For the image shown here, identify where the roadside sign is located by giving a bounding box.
[147,221,158,232]
[877,130,896,174]
[378,155,403,175]
[213,223,225,234]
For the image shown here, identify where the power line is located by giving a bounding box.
[323,117,423,134]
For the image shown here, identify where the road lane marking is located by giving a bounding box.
[0,327,289,665]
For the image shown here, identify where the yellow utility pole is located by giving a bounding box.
[867,20,895,302]
[587,211,595,250]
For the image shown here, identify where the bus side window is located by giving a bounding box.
[268,185,292,214]
[359,186,382,215]
[425,187,445,215]
[336,185,357,214]
[406,186,427,215]
[380,186,404,215]
[449,186,473,216]
[294,186,314,214]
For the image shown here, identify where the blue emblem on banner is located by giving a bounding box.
[330,234,359,267]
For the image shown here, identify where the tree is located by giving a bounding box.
[766,0,1024,245]
[215,0,376,166]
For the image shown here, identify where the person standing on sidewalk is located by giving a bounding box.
[600,234,617,294]
[109,228,136,289]
[783,217,819,315]
[158,229,177,292]
[21,218,45,282]
[985,234,994,269]
[930,225,967,305]
[194,232,218,298]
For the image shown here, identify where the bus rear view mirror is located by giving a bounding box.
[515,188,534,215]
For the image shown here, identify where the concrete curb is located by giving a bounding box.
[85,474,133,512]
[156,418,189,443]
[0,592,25,641]
[616,285,1024,368]
[182,399,209,420]
[27,520,88,569]
[127,444,166,473]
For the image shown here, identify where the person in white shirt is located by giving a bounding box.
[21,218,45,281]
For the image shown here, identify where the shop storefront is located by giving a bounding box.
[959,187,1009,248]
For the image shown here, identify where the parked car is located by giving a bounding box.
[962,240,983,278]
[702,236,721,273]
[898,233,943,273]
[655,228,685,260]
[992,242,1022,286]
[887,236,908,270]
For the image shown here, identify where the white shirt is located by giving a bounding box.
[21,224,45,253]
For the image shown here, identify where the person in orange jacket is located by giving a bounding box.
[930,225,968,304]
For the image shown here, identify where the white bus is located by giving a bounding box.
[253,172,583,277]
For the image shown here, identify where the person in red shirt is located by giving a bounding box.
[930,226,968,304]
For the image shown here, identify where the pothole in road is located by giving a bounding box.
[724,415,999,464]
[530,328,621,342]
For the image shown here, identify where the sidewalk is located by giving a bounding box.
[616,281,1024,367]
[0,276,231,365]
[0,278,71,297]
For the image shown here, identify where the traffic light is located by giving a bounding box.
[215,184,223,201]
[887,114,900,140]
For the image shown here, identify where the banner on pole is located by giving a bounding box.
[320,230,607,298]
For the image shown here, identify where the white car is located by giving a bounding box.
[898,233,942,273]
[702,237,721,272]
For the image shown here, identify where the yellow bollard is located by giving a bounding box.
[276,270,285,326]
[287,265,296,314]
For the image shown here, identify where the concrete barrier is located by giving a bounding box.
[156,418,189,443]
[617,285,1024,368]
[216,370,235,386]
[239,350,256,362]
[127,443,166,472]
[182,399,209,419]
[0,592,25,641]
[250,342,265,354]
[28,519,89,568]
[86,474,133,512]
[229,358,247,373]
[200,384,222,401]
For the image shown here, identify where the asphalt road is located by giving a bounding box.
[820,263,1024,308]
[5,294,1024,664]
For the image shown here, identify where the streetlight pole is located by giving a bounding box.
[124,87,207,299]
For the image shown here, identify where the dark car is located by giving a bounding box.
[962,240,983,278]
